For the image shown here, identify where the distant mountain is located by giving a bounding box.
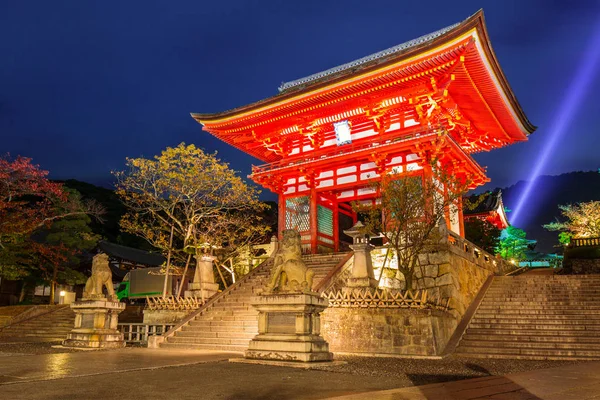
[498,171,600,254]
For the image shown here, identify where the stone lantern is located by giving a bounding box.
[343,221,377,290]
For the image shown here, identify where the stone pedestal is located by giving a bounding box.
[63,299,126,349]
[245,293,333,362]
[185,256,219,300]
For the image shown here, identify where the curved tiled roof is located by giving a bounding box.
[278,21,462,92]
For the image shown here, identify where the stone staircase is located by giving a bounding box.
[0,305,75,342]
[159,252,350,352]
[456,275,600,360]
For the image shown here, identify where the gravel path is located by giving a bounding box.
[312,354,584,387]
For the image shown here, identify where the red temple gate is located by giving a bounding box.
[192,10,535,253]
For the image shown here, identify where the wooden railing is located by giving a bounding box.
[569,237,600,248]
[146,296,204,311]
[118,323,175,344]
[324,288,448,310]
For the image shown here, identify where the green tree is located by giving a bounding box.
[496,226,531,262]
[42,189,102,303]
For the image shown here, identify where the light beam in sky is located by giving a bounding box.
[510,17,600,226]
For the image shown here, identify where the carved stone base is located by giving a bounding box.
[184,281,219,300]
[245,293,333,363]
[63,299,126,349]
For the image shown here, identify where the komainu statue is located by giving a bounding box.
[83,253,116,300]
[265,230,314,293]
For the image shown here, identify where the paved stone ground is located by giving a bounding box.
[0,343,597,399]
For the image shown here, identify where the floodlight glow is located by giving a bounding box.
[334,120,352,146]
[59,290,66,297]
[511,20,600,226]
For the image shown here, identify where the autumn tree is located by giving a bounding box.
[544,201,600,245]
[114,143,269,294]
[353,161,471,290]
[0,155,103,302]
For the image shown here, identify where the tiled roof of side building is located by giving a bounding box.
[278,20,463,93]
[464,190,503,215]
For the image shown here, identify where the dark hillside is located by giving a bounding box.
[499,171,600,253]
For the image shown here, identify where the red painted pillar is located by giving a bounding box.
[333,199,339,252]
[310,187,318,254]
[278,193,286,239]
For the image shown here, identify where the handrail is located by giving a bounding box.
[314,252,354,293]
[155,257,274,343]
[441,275,495,356]
[0,305,69,332]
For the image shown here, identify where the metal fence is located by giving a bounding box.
[118,323,175,344]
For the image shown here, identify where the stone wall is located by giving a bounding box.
[570,259,600,274]
[415,232,512,321]
[319,231,513,357]
[321,308,455,356]
[143,309,191,324]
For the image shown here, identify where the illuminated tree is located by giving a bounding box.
[353,161,471,290]
[544,201,600,244]
[496,226,531,262]
[114,143,269,292]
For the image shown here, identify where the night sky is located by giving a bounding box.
[1,1,599,202]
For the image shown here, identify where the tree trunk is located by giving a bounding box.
[162,225,174,297]
[49,265,58,305]
[19,283,27,303]
[176,254,192,298]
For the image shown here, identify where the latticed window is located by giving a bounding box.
[285,196,310,232]
[318,205,333,236]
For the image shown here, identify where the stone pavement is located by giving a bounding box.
[0,348,599,399]
[0,348,238,384]
[325,360,600,400]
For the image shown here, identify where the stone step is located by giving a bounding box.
[159,342,246,352]
[471,315,600,323]
[465,328,600,337]
[479,301,600,307]
[477,304,600,311]
[158,254,345,352]
[174,330,255,339]
[167,336,251,346]
[454,352,600,361]
[459,339,600,351]
[456,345,600,359]
[475,309,600,316]
[184,323,257,332]
[468,322,600,330]
[463,334,600,343]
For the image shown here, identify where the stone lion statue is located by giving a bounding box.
[265,230,314,293]
[83,253,115,300]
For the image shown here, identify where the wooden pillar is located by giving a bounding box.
[458,196,465,238]
[333,199,339,252]
[278,193,286,239]
[310,187,318,254]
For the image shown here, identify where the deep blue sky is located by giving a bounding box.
[1,0,599,200]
